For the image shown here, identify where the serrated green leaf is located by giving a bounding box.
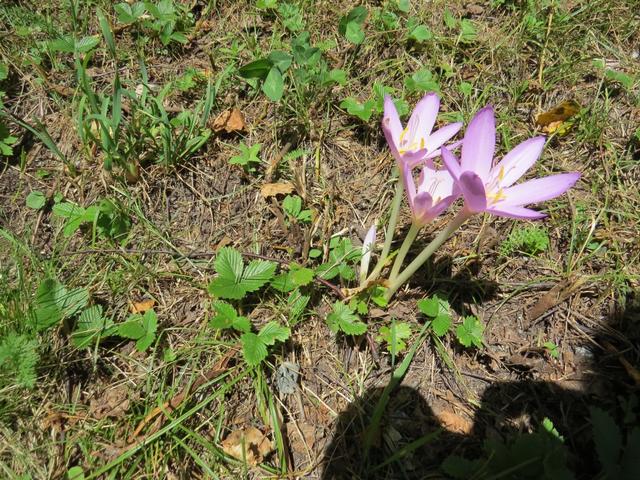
[34,279,89,331]
[327,301,367,336]
[258,321,290,345]
[26,191,46,210]
[405,68,440,94]
[431,314,452,337]
[378,322,411,354]
[135,309,157,351]
[242,260,277,292]
[208,276,246,299]
[417,293,450,318]
[290,266,314,286]
[71,305,113,348]
[339,6,368,35]
[241,332,268,366]
[287,289,309,324]
[75,36,100,53]
[214,247,243,282]
[118,317,145,339]
[233,315,251,333]
[210,301,238,329]
[455,315,484,348]
[460,19,477,43]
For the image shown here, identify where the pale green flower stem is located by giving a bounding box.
[388,222,420,282]
[384,208,472,301]
[365,178,404,284]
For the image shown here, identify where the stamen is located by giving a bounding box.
[487,188,506,205]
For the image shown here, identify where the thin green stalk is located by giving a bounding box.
[385,209,472,301]
[388,222,420,282]
[366,178,404,284]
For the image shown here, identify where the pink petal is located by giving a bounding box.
[417,166,455,200]
[382,95,403,159]
[459,171,487,212]
[403,149,432,169]
[486,205,547,219]
[461,105,496,181]
[491,137,546,188]
[425,139,463,160]
[441,147,463,181]
[422,195,457,223]
[413,191,434,217]
[400,160,417,207]
[498,172,581,207]
[426,122,462,152]
[404,93,440,149]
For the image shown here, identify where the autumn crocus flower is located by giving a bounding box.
[382,93,462,168]
[442,106,580,219]
[403,164,459,226]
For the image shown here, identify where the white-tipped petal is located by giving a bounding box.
[359,224,377,285]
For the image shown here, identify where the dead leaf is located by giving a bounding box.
[211,108,245,133]
[435,409,473,435]
[287,422,317,454]
[89,384,138,420]
[130,298,155,314]
[260,181,295,198]
[525,276,587,326]
[535,100,580,134]
[221,427,273,465]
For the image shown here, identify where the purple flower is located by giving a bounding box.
[403,164,459,226]
[382,93,462,169]
[442,106,580,219]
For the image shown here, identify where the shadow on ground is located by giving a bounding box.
[320,292,640,480]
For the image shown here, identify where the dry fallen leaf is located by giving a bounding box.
[435,409,473,435]
[260,181,295,198]
[130,298,155,314]
[535,100,580,134]
[525,276,586,326]
[221,427,273,465]
[211,108,245,133]
[89,384,138,420]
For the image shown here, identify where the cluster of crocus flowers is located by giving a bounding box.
[360,93,580,300]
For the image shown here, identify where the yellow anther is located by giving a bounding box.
[399,128,409,145]
[420,137,425,149]
[498,166,505,181]
[488,189,506,205]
